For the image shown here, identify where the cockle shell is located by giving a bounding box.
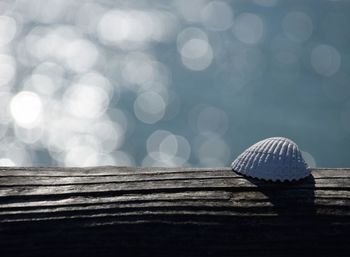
[231,137,310,181]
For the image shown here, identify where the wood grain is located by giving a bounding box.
[0,167,349,256]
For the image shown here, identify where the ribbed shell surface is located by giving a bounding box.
[231,137,310,181]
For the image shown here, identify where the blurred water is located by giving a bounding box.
[0,0,349,168]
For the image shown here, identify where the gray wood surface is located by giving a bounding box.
[0,167,349,256]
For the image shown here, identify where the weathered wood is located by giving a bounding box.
[0,167,349,256]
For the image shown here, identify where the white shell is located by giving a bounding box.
[231,137,310,181]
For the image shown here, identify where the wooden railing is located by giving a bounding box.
[0,167,349,256]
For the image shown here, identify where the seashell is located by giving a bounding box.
[231,137,310,181]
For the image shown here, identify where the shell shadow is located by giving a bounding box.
[245,174,316,216]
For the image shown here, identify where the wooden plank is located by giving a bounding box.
[0,167,349,256]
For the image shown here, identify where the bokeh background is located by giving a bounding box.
[0,0,349,168]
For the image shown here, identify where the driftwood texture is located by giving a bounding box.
[0,167,349,257]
